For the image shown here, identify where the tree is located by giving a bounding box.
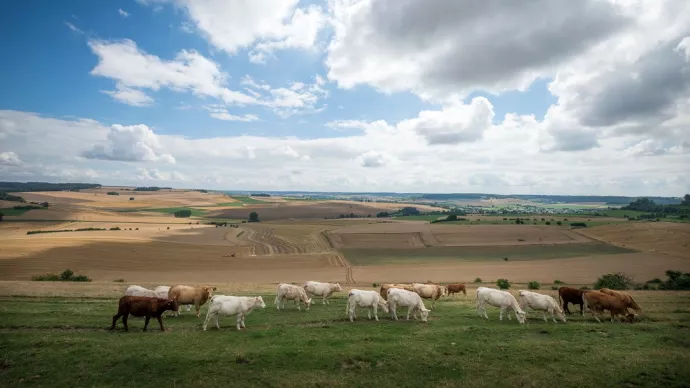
[173,209,192,218]
[0,211,3,222]
[683,194,690,206]
[447,214,458,221]
[248,212,260,223]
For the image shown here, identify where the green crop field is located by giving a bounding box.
[0,208,35,216]
[1,291,689,387]
[341,242,637,266]
[229,196,266,204]
[144,207,208,216]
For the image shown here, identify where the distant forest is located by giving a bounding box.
[418,193,682,205]
[0,181,101,192]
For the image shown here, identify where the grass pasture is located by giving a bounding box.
[0,207,36,216]
[342,242,637,265]
[0,288,689,388]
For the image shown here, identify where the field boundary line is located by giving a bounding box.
[321,229,354,284]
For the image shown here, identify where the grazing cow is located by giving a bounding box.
[153,286,192,312]
[582,290,637,323]
[274,283,312,310]
[439,285,449,297]
[379,283,415,300]
[345,289,389,322]
[303,281,342,306]
[168,285,216,317]
[476,287,527,324]
[124,285,158,298]
[599,288,642,314]
[558,286,585,316]
[411,283,444,309]
[110,296,179,332]
[446,283,467,297]
[202,295,266,331]
[518,290,566,323]
[387,288,431,322]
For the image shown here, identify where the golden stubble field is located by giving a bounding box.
[1,188,689,286]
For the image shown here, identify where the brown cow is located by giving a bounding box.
[168,285,217,317]
[379,283,415,301]
[582,290,637,323]
[446,283,467,297]
[558,286,585,316]
[110,296,179,332]
[599,288,642,314]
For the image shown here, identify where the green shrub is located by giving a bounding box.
[113,279,126,283]
[556,221,562,226]
[173,209,192,218]
[106,192,119,196]
[553,280,564,285]
[27,229,73,235]
[551,285,558,290]
[474,277,482,283]
[646,278,662,284]
[594,272,632,290]
[109,227,121,231]
[32,269,91,282]
[545,221,551,225]
[659,270,690,290]
[527,281,540,290]
[496,278,510,289]
[32,273,60,281]
[74,228,106,232]
[570,222,587,228]
[372,282,379,288]
[60,269,74,281]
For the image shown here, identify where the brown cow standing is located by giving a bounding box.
[558,286,585,315]
[599,288,642,314]
[168,285,216,317]
[446,283,467,297]
[379,283,415,301]
[110,296,179,332]
[582,290,636,323]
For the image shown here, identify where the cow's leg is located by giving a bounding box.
[236,314,243,330]
[562,301,571,315]
[241,314,246,329]
[202,310,212,331]
[157,315,165,331]
[580,302,584,316]
[367,307,372,320]
[543,312,548,323]
[214,313,220,329]
[373,305,379,321]
[110,313,122,331]
[122,313,129,332]
[195,302,201,318]
[186,304,192,312]
[406,306,414,320]
[499,306,505,321]
[143,316,151,332]
[390,304,398,320]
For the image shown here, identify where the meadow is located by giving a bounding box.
[0,287,689,388]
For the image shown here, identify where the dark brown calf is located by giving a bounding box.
[110,296,179,332]
[446,283,467,296]
[558,286,585,315]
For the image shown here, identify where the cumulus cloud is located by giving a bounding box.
[88,39,327,116]
[137,168,186,181]
[326,0,630,100]
[142,0,326,62]
[118,9,129,18]
[82,124,175,163]
[357,151,396,168]
[0,151,22,166]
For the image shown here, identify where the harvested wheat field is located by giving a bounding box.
[210,201,411,220]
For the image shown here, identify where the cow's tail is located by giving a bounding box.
[629,295,642,312]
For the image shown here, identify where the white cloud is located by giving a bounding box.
[64,22,83,34]
[0,151,22,166]
[101,83,154,107]
[326,0,631,101]
[118,9,130,18]
[137,167,186,181]
[356,151,396,168]
[88,39,327,116]
[205,105,259,121]
[82,124,175,163]
[145,0,327,62]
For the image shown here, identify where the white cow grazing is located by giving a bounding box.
[518,290,566,323]
[274,283,312,310]
[387,288,431,322]
[476,287,527,324]
[411,283,444,310]
[303,281,342,307]
[202,295,266,331]
[124,285,158,298]
[345,289,389,322]
[154,286,192,312]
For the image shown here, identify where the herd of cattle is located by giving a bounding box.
[109,281,643,332]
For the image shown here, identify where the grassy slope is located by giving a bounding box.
[230,196,266,204]
[342,242,637,266]
[0,208,34,216]
[1,292,689,388]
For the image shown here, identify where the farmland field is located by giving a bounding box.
[0,284,689,388]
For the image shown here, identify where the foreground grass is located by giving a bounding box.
[342,242,636,265]
[1,291,689,388]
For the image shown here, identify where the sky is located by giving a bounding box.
[0,0,688,196]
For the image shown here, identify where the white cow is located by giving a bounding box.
[124,285,158,298]
[274,283,312,310]
[411,283,444,310]
[345,289,389,322]
[476,287,527,324]
[303,281,342,307]
[518,290,566,323]
[153,286,192,312]
[387,288,431,322]
[202,295,266,331]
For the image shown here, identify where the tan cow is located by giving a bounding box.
[379,283,415,301]
[411,283,444,309]
[582,290,637,323]
[168,285,216,317]
[599,288,642,314]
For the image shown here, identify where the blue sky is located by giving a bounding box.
[0,1,688,196]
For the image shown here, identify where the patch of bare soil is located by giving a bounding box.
[575,222,690,259]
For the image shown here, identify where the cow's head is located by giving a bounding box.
[203,287,216,298]
[440,286,448,297]
[334,283,342,292]
[378,300,390,313]
[515,310,527,324]
[419,307,431,322]
[255,296,266,309]
[624,313,637,323]
[166,297,180,312]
